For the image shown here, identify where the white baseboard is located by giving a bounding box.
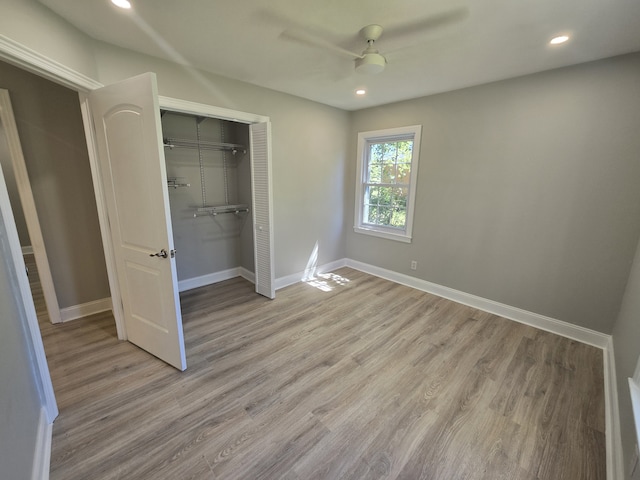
[22,245,34,255]
[239,267,255,284]
[31,407,52,480]
[179,267,245,292]
[604,337,624,480]
[345,259,609,349]
[275,258,347,291]
[60,297,112,323]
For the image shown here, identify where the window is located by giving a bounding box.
[354,125,422,243]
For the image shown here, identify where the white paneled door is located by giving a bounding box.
[89,73,186,371]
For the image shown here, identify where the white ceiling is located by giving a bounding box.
[39,0,640,111]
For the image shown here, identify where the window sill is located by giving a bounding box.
[353,226,412,243]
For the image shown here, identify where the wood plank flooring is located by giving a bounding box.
[30,259,605,479]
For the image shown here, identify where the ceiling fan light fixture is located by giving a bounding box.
[550,35,569,45]
[111,0,132,8]
[355,53,386,75]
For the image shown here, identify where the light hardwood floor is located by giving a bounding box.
[28,257,605,479]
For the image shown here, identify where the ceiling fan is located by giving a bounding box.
[279,7,469,75]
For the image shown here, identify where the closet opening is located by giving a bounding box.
[84,74,275,368]
[161,110,255,292]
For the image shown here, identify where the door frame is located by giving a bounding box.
[0,88,62,324]
[0,35,103,325]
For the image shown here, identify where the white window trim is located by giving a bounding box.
[354,125,422,243]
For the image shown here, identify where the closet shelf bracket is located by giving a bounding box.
[167,177,190,189]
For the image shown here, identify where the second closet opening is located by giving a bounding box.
[161,110,255,292]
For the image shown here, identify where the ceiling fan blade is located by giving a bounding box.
[280,29,363,60]
[383,6,469,42]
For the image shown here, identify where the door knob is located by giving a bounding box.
[150,249,168,258]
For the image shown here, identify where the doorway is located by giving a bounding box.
[0,88,57,422]
[0,44,275,374]
[0,60,111,327]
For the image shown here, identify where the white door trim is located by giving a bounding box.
[0,90,62,324]
[0,40,116,335]
[158,96,268,124]
[0,34,102,92]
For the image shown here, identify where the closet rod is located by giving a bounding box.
[194,206,250,218]
[195,204,249,215]
[164,137,247,155]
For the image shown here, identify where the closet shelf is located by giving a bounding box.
[164,137,247,155]
[194,204,249,217]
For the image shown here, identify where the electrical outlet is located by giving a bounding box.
[410,260,417,270]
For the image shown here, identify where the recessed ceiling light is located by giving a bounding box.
[111,0,132,9]
[550,35,569,45]
[355,89,366,96]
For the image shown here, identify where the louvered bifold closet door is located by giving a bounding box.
[250,122,275,299]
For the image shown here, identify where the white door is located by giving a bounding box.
[250,122,275,299]
[89,73,186,371]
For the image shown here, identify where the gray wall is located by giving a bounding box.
[612,235,640,475]
[0,60,110,309]
[229,122,255,273]
[0,169,44,479]
[93,42,350,279]
[162,113,253,281]
[347,53,640,334]
[0,0,98,80]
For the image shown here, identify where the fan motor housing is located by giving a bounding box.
[355,53,386,74]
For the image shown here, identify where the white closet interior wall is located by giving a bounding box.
[162,112,254,288]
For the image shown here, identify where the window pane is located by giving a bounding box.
[396,163,411,183]
[367,186,380,205]
[392,187,408,208]
[381,164,396,183]
[390,208,407,227]
[368,164,382,183]
[367,205,378,224]
[383,143,397,163]
[377,206,393,225]
[397,141,413,162]
[378,187,392,206]
[370,143,384,162]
